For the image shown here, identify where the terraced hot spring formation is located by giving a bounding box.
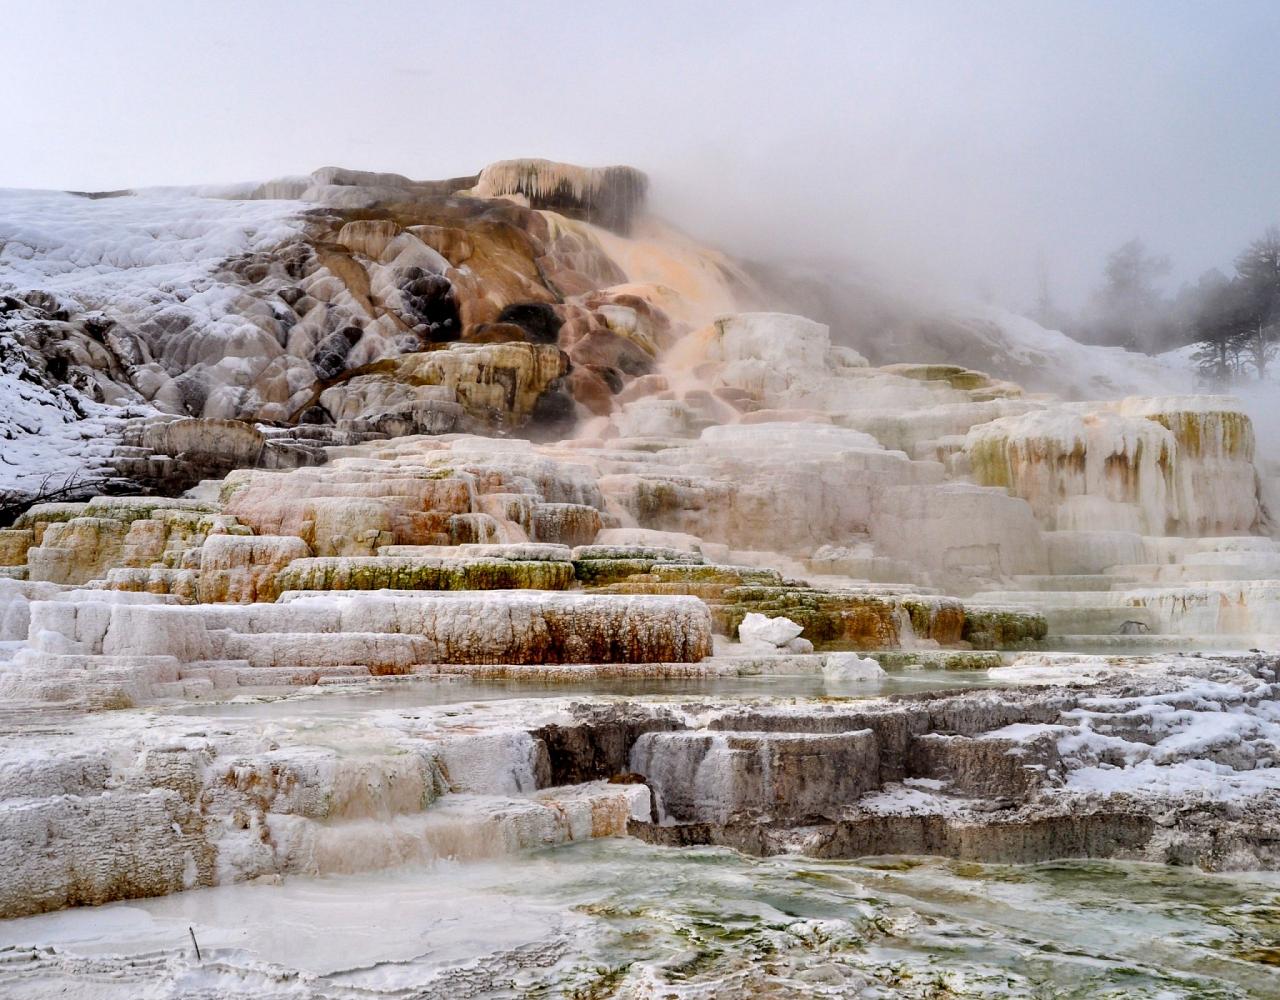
[1,158,1278,998]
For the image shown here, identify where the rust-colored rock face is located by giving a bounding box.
[0,162,681,458]
[1,159,775,512]
[378,343,573,430]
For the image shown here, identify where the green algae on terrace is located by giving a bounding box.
[710,585,1046,651]
[274,555,576,592]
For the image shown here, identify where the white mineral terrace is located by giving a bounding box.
[1,173,1278,998]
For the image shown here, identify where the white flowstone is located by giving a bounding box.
[822,652,887,682]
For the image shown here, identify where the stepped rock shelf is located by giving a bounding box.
[1,157,1278,988]
[2,652,1279,921]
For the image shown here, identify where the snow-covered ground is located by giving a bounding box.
[0,187,306,497]
[987,652,1280,807]
[0,187,304,308]
[936,305,1277,462]
[1,178,1275,493]
[0,358,124,497]
[964,305,1196,398]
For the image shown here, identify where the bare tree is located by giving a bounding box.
[0,472,113,529]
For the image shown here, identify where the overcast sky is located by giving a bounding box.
[2,0,1277,310]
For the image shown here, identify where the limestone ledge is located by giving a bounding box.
[710,585,1047,651]
[1,651,1277,918]
[0,694,651,917]
[272,555,576,593]
[0,589,714,708]
[0,313,1274,734]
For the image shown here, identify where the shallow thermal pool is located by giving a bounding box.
[1,838,1277,998]
[159,668,1004,720]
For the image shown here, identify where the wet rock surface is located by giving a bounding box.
[1,653,1278,921]
[614,654,1280,869]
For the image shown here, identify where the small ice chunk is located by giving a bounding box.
[738,613,803,647]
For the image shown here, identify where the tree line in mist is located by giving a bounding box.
[1036,228,1280,383]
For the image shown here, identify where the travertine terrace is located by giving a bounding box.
[1,159,1278,994]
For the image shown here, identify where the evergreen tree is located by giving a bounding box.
[1189,276,1252,385]
[1087,238,1174,351]
[1233,226,1280,378]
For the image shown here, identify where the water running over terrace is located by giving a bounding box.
[1,839,1277,998]
[156,668,1003,720]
